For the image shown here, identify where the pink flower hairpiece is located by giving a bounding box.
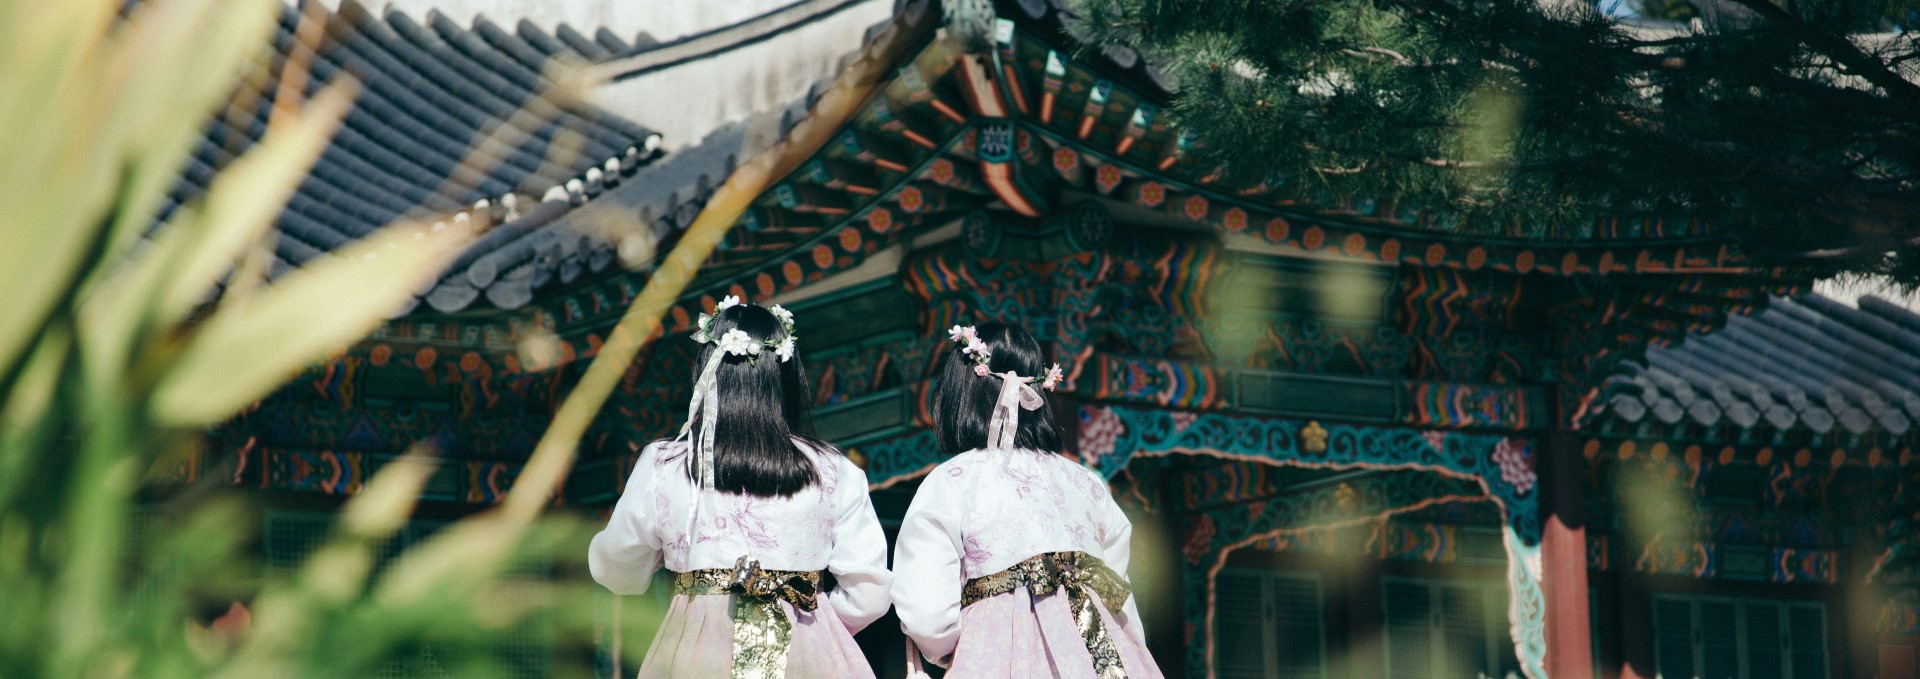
[948,325,1064,391]
[948,325,993,376]
[1041,363,1064,391]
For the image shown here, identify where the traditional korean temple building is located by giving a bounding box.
[166,1,1918,677]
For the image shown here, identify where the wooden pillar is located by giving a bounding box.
[1343,536,1388,679]
[1612,567,1656,679]
[1144,465,1187,679]
[1542,426,1594,677]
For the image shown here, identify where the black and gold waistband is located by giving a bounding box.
[961,550,1133,678]
[672,564,823,610]
[669,557,825,679]
[962,550,1129,612]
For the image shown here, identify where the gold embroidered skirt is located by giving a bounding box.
[962,551,1133,679]
[672,557,824,679]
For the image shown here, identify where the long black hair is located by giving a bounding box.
[933,321,1065,455]
[683,303,835,497]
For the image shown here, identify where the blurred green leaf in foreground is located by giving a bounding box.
[0,1,618,676]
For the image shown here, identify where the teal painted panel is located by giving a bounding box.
[1235,371,1399,422]
[814,389,910,444]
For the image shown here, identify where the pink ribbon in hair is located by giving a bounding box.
[985,370,1045,449]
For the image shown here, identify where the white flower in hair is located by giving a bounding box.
[718,329,758,356]
[693,313,713,342]
[717,295,742,311]
[774,335,797,362]
[1042,363,1065,391]
[769,304,795,332]
[949,324,994,371]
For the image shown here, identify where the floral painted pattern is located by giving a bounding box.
[1077,407,1125,466]
[1492,437,1536,495]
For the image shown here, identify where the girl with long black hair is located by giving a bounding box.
[589,297,891,678]
[892,322,1162,678]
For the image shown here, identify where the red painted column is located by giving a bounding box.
[1542,427,1594,678]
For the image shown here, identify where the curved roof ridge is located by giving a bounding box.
[160,0,666,315]
[1592,292,1920,437]
[316,0,813,49]
[1860,295,1920,336]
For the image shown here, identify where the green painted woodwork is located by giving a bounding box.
[812,388,914,445]
[1234,372,1401,422]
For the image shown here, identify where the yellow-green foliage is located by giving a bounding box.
[0,1,626,676]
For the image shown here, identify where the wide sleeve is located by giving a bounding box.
[587,445,663,595]
[824,457,893,633]
[1093,468,1145,632]
[891,467,966,666]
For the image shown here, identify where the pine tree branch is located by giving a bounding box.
[1315,162,1371,175]
[1624,28,1766,48]
[1341,47,1414,66]
[1336,47,1523,73]
[1606,112,1920,241]
[1721,0,1920,109]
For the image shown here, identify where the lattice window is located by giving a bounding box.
[1382,578,1521,679]
[1591,585,1606,679]
[1216,569,1328,679]
[261,511,553,678]
[1652,595,1829,679]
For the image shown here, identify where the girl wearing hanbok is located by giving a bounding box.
[589,297,892,679]
[893,322,1163,678]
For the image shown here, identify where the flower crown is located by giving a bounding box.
[947,325,1063,390]
[693,296,797,362]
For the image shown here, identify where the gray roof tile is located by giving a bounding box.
[160,0,664,313]
[1594,293,1920,437]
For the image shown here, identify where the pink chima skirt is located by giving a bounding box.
[944,588,1164,679]
[636,593,873,679]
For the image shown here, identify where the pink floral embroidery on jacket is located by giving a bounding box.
[962,534,993,574]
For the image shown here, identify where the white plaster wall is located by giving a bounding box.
[310,0,896,153]
[588,0,894,152]
[1816,275,1920,311]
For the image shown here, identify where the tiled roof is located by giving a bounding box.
[1594,294,1920,437]
[162,0,669,314]
[990,0,1173,95]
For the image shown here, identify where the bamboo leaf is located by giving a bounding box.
[77,80,353,394]
[157,80,356,323]
[0,0,284,386]
[0,323,72,510]
[373,515,518,608]
[95,0,283,263]
[148,221,470,427]
[338,451,434,541]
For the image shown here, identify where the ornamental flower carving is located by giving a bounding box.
[1492,437,1536,495]
[1301,420,1329,454]
[1334,483,1359,513]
